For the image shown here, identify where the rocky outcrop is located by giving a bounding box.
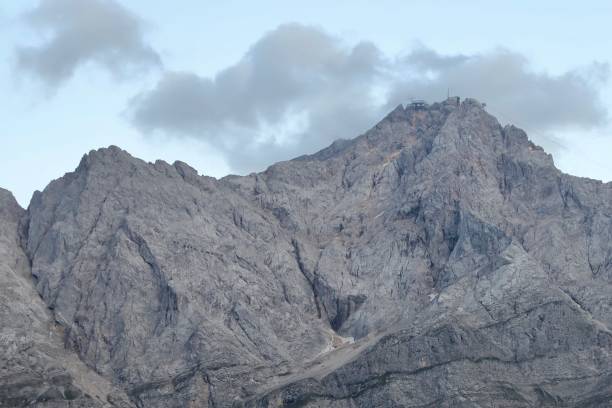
[1,98,611,407]
[0,188,132,407]
[242,244,612,407]
[23,147,331,407]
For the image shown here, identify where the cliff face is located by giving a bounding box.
[0,188,132,407]
[2,98,612,407]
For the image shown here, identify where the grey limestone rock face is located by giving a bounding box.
[2,98,612,407]
[0,188,132,407]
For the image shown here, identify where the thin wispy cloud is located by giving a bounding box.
[16,0,161,88]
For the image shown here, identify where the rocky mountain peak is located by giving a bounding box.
[0,187,23,220]
[72,145,145,178]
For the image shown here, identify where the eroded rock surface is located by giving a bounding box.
[0,188,132,407]
[2,98,612,407]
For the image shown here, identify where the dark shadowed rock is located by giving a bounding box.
[2,98,612,407]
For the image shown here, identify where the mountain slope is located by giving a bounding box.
[2,98,611,407]
[0,188,132,407]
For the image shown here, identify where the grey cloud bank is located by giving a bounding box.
[16,0,161,87]
[130,23,384,172]
[128,24,609,174]
[390,47,609,132]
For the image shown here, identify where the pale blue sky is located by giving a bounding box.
[1,1,611,206]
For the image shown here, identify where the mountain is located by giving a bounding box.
[0,188,133,407]
[1,98,612,407]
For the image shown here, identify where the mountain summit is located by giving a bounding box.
[2,98,612,407]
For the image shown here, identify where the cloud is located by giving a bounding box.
[130,23,385,171]
[128,24,609,173]
[388,47,609,133]
[16,0,161,87]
